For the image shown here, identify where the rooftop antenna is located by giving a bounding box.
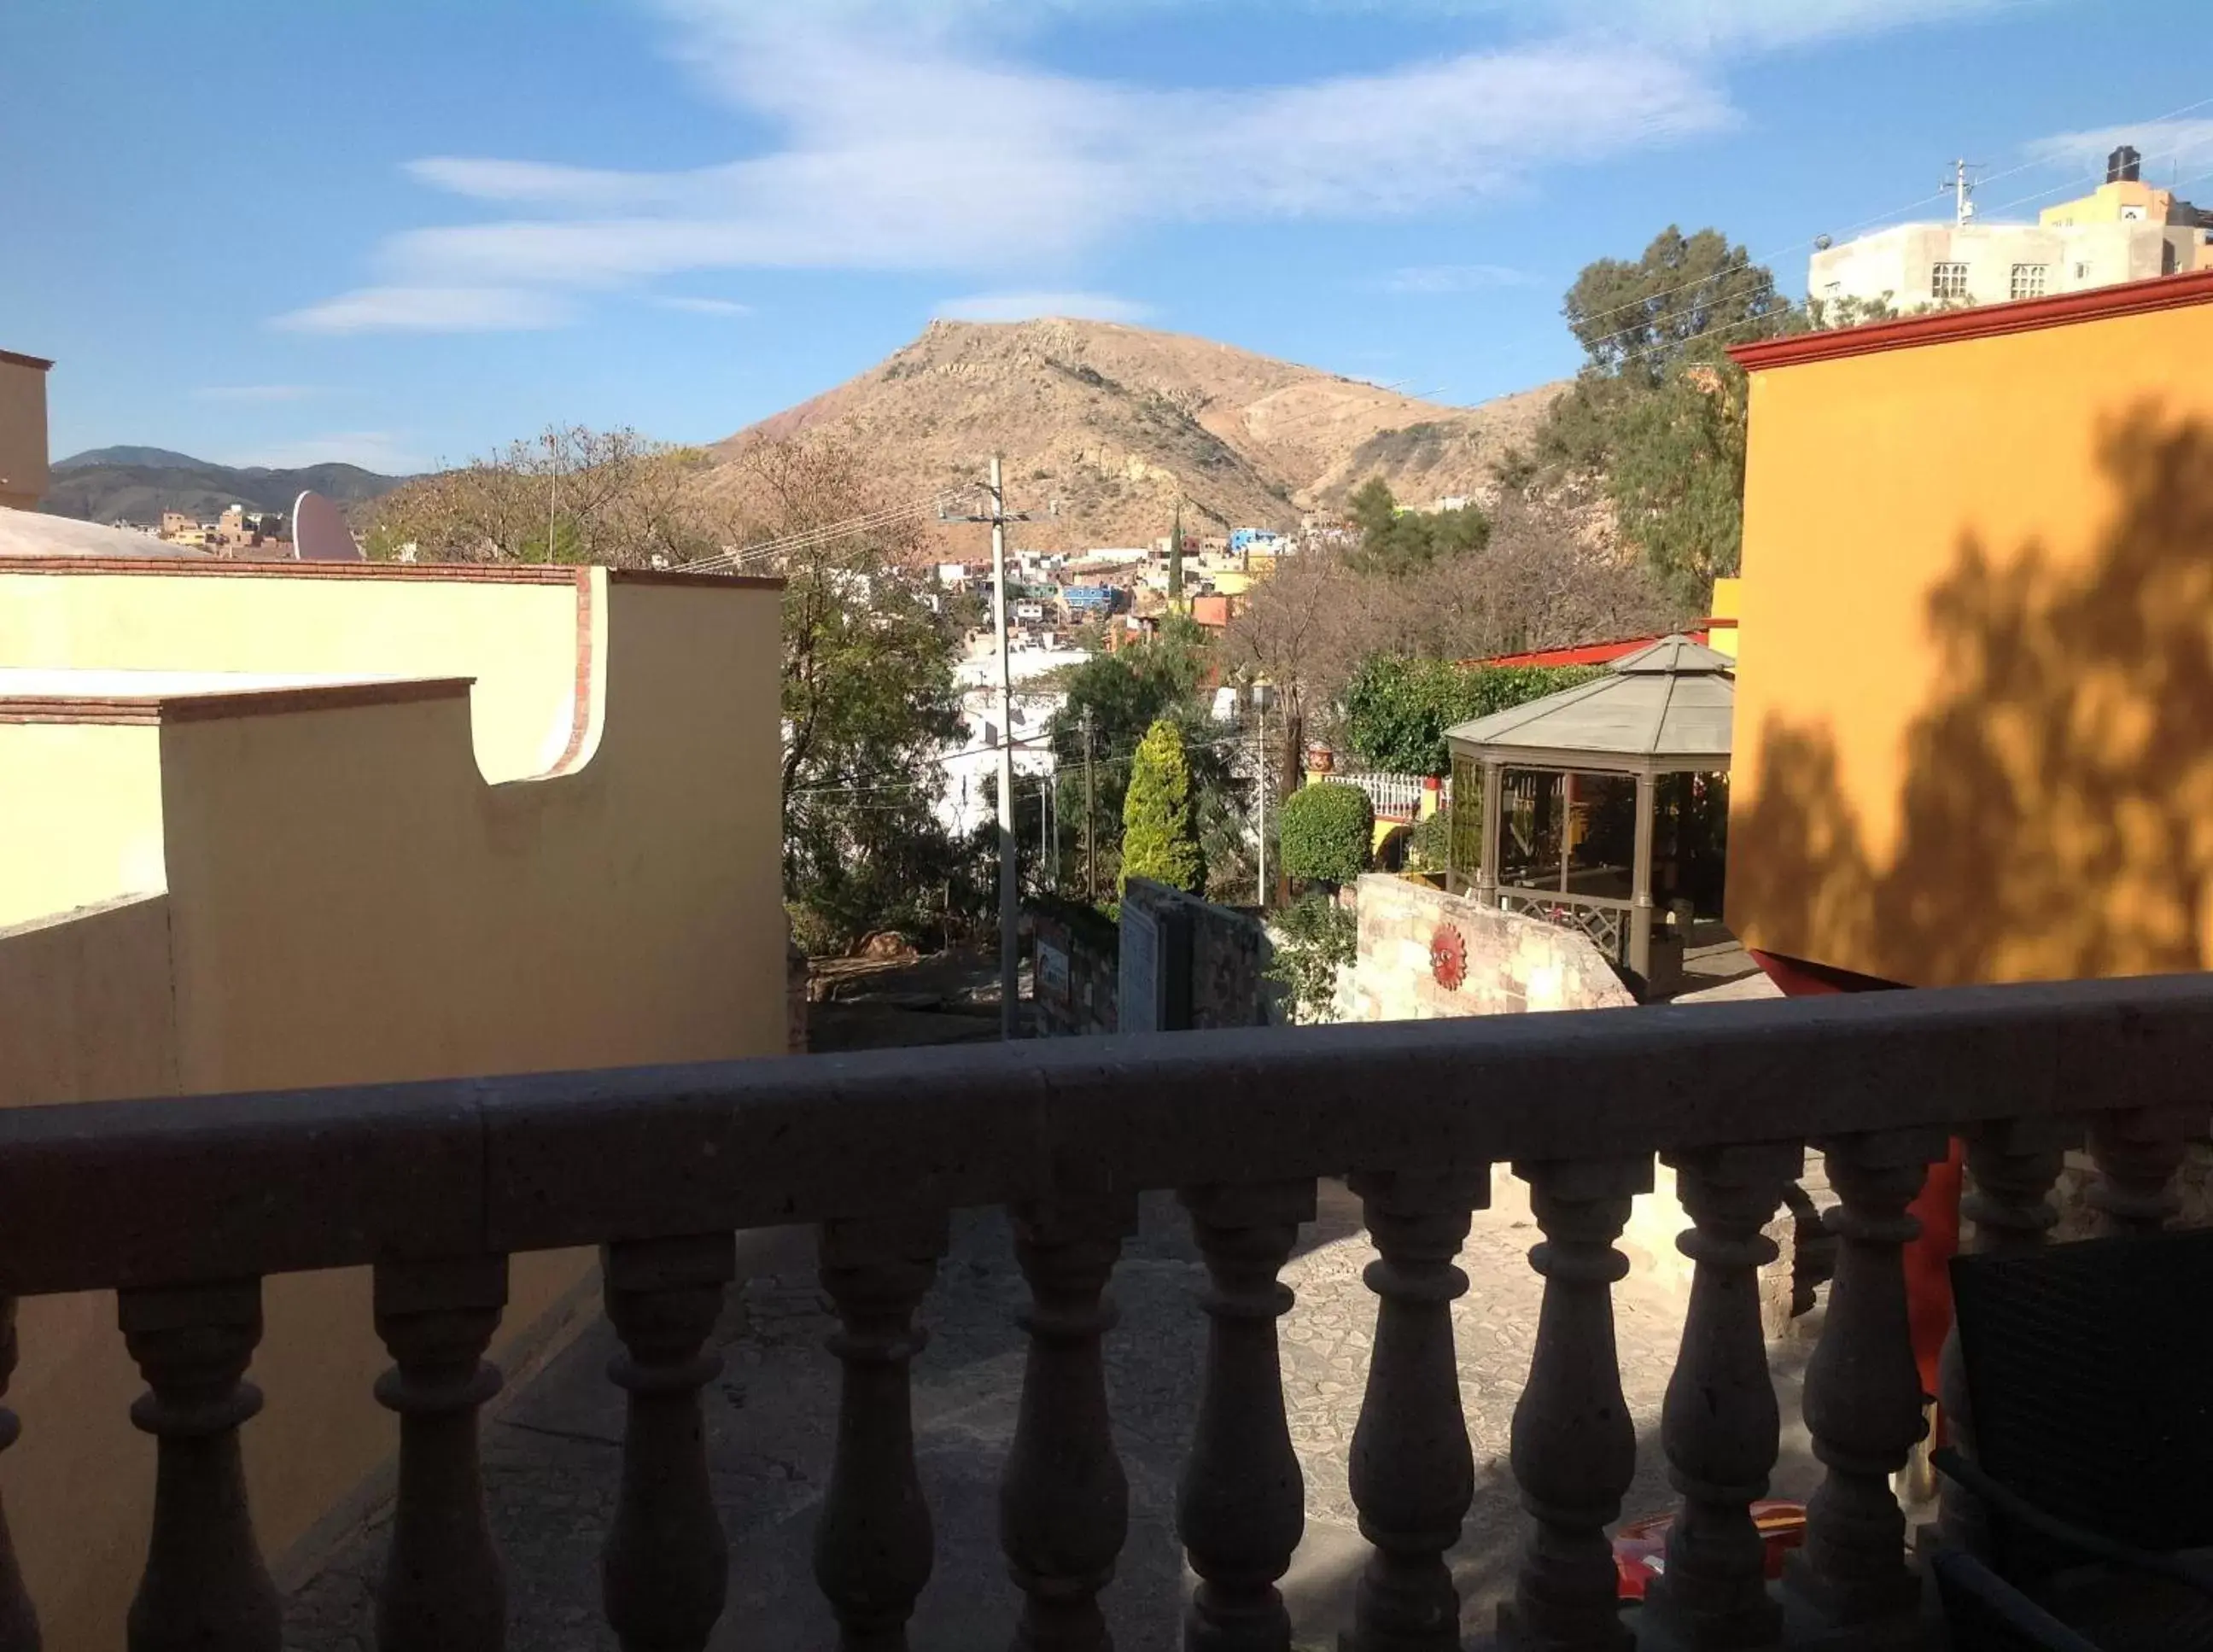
[291,490,364,562]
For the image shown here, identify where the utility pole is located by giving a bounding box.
[1039,775,1049,892]
[955,455,1031,1039]
[1253,683,1270,909]
[1946,158,1980,228]
[1082,703,1098,903]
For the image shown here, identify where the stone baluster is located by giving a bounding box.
[0,1297,38,1652]
[814,1211,950,1652]
[1176,1179,1317,1652]
[1504,1156,1653,1652]
[602,1235,737,1652]
[2087,1106,2198,1238]
[1936,1117,2076,1553]
[372,1256,510,1652]
[1345,1165,1490,1652]
[1000,1193,1137,1652]
[119,1279,282,1652]
[1644,1143,1800,1652]
[1783,1129,1945,1634]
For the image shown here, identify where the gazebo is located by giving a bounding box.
[1443,634,1734,983]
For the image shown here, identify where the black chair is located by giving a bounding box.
[1934,1224,2213,1651]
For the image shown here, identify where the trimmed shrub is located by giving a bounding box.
[1278,781,1374,888]
[1120,719,1206,894]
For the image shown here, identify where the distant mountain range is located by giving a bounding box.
[43,448,410,526]
[704,317,1567,552]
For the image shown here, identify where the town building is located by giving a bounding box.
[1809,146,2213,313]
[0,353,790,1645]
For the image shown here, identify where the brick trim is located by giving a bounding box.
[1730,269,2213,372]
[0,557,782,591]
[0,678,475,727]
[0,349,53,372]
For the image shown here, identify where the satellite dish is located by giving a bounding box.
[292,490,363,562]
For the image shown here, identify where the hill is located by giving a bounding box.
[52,446,207,471]
[40,453,409,527]
[707,318,1564,552]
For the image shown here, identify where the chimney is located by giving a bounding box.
[0,348,54,512]
[2108,144,2143,184]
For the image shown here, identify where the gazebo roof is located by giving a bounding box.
[1444,633,1733,772]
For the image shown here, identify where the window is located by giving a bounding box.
[2075,261,2093,281]
[1931,261,1971,301]
[2010,263,2048,300]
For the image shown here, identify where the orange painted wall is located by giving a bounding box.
[1725,278,2213,986]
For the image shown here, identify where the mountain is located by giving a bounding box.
[707,318,1565,552]
[52,446,208,471]
[39,452,409,527]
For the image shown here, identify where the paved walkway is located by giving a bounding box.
[286,1177,1824,1651]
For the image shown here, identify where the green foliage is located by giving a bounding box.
[1346,478,1490,577]
[1340,655,1605,776]
[1120,720,1206,895]
[1277,782,1374,887]
[1265,893,1357,1024]
[1534,225,1801,603]
[1562,225,1793,385]
[1410,804,1452,873]
[1168,502,1186,603]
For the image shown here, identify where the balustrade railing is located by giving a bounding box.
[0,975,2208,1650]
[1497,887,1633,962]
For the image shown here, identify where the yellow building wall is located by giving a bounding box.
[0,568,785,1647]
[0,357,49,511]
[0,723,166,928]
[1708,575,1742,659]
[0,565,597,784]
[1726,284,2213,987]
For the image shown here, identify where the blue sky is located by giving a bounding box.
[5,0,2209,475]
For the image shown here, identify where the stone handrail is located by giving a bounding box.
[0,972,2209,1649]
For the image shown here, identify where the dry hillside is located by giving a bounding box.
[706,318,1566,553]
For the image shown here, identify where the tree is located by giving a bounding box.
[1120,719,1205,894]
[1562,225,1791,385]
[1277,781,1373,887]
[1168,501,1186,605]
[1538,225,1798,601]
[1265,892,1356,1024]
[360,426,715,566]
[1345,478,1489,577]
[733,435,976,951]
[1340,656,1605,776]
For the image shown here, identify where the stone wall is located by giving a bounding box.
[1345,874,1636,1022]
[1030,884,1277,1036]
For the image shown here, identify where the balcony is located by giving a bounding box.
[0,973,2206,1649]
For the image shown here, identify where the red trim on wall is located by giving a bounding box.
[0,557,782,590]
[1730,268,2213,373]
[1470,628,1712,668]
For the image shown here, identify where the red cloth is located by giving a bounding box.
[1750,950,1962,1421]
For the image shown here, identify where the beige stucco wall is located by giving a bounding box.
[0,564,599,784]
[0,358,48,511]
[0,722,166,928]
[0,566,785,1647]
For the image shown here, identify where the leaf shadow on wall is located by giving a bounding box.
[1728,401,2213,986]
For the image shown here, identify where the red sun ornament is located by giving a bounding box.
[1430,924,1467,991]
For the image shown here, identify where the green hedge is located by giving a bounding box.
[1278,781,1374,887]
[1340,655,1605,776]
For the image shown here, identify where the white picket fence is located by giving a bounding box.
[1333,770,1447,820]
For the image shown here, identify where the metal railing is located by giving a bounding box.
[1334,771,1445,820]
[1497,886,1635,962]
[0,976,2207,1649]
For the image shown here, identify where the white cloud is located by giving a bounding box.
[2024,118,2213,179]
[935,291,1154,323]
[225,432,427,473]
[282,0,2031,326]
[652,295,755,316]
[271,286,577,334]
[1383,264,1533,294]
[192,383,322,403]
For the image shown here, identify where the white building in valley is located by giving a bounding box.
[1811,146,2212,314]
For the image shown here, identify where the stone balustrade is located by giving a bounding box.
[0,974,2209,1650]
